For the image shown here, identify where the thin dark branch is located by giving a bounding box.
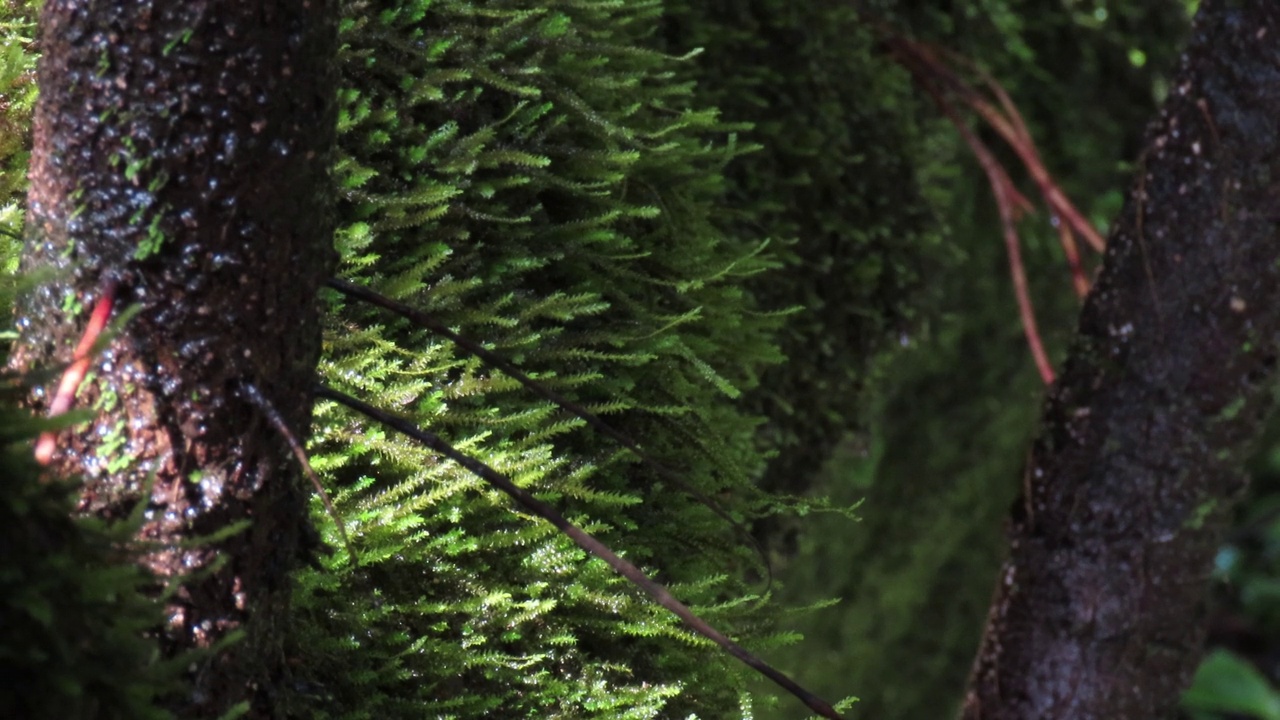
[241,380,358,566]
[325,276,772,583]
[313,382,844,720]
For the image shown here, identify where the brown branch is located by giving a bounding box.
[240,380,357,566]
[313,382,845,720]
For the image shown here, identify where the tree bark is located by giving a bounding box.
[10,1,337,716]
[963,2,1280,718]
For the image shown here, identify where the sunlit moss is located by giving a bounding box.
[292,2,787,717]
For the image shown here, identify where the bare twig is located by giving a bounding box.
[241,380,358,566]
[313,382,844,720]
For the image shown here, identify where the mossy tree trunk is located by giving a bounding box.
[964,2,1280,717]
[10,1,337,716]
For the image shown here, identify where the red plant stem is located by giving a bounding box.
[35,280,117,465]
[979,66,1034,146]
[886,41,1055,382]
[952,80,1106,256]
[937,97,1056,386]
[967,95,1106,256]
[970,63,1093,297]
[1057,220,1091,299]
[890,36,1107,255]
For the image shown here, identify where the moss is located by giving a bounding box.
[0,0,1195,716]
[662,1,945,528]
[0,391,177,719]
[289,2,790,717]
[0,0,35,326]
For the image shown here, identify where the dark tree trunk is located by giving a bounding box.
[963,2,1280,718]
[10,1,337,716]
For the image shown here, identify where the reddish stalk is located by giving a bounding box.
[937,96,1056,386]
[1057,218,1091,300]
[35,280,117,465]
[963,91,1087,243]
[881,31,1128,381]
[970,76,1107,257]
[892,36,1107,257]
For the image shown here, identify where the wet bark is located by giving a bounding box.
[10,1,337,716]
[962,2,1280,719]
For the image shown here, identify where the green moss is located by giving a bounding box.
[1,1,1195,717]
[1184,499,1218,531]
[0,393,176,720]
[1220,397,1248,422]
[133,211,167,260]
[662,0,946,547]
[291,2,788,717]
[0,0,36,321]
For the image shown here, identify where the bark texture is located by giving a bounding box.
[962,3,1280,718]
[11,1,337,716]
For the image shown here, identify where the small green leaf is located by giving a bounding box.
[1183,650,1280,720]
